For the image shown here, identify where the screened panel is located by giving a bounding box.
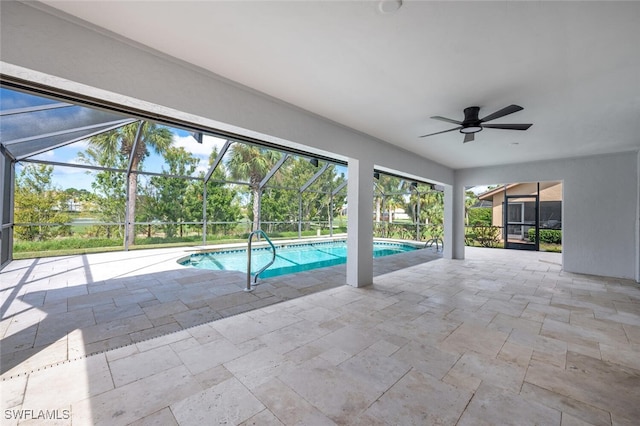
[194,134,230,179]
[9,121,133,160]
[1,88,134,159]
[222,143,284,185]
[2,85,354,263]
[507,203,523,222]
[0,87,61,110]
[264,155,312,190]
[261,187,300,233]
[523,202,537,222]
[540,201,562,229]
[1,152,12,266]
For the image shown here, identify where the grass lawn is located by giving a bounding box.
[11,228,350,259]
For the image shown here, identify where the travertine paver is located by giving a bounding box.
[457,382,561,426]
[1,247,640,425]
[170,377,265,425]
[253,377,334,425]
[359,368,474,425]
[1,242,435,378]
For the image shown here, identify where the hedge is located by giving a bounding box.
[466,225,501,248]
[528,229,562,244]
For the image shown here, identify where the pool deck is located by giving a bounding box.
[1,240,440,378]
[2,246,640,425]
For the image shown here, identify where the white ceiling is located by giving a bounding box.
[39,0,640,169]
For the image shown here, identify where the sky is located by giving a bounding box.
[2,86,394,194]
[2,87,240,190]
[15,130,230,191]
[17,130,350,192]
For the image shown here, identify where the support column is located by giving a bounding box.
[346,157,374,287]
[443,181,465,260]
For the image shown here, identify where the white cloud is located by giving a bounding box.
[36,150,56,159]
[468,185,494,195]
[72,139,90,150]
[61,158,90,169]
[173,133,227,158]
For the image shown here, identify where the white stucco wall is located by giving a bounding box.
[457,152,640,281]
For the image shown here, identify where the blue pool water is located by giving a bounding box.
[180,240,418,279]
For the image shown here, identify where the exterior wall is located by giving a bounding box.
[540,182,562,202]
[492,193,504,228]
[457,154,639,281]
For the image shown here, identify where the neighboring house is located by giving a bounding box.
[66,199,83,212]
[477,181,562,237]
[51,199,83,212]
[376,207,410,222]
[478,181,562,228]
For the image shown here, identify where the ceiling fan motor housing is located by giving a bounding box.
[461,106,482,134]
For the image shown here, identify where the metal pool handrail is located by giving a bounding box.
[245,230,276,292]
[424,237,444,252]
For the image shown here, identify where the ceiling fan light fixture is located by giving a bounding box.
[378,0,402,14]
[460,126,482,134]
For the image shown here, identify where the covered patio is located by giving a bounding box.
[1,1,640,425]
[2,247,639,424]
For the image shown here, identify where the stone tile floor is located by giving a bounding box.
[1,246,639,425]
[1,242,439,378]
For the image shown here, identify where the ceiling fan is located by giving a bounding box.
[419,104,532,143]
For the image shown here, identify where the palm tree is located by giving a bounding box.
[465,189,479,226]
[227,143,280,232]
[377,175,404,224]
[88,121,173,245]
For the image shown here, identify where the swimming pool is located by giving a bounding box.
[179,240,419,279]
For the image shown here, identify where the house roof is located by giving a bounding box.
[471,200,493,209]
[477,181,563,201]
[477,184,514,201]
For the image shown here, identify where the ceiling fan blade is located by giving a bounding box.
[483,123,532,130]
[463,133,474,143]
[419,127,461,138]
[431,116,462,125]
[480,104,523,123]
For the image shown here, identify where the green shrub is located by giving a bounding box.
[464,232,476,246]
[14,237,122,252]
[472,225,501,248]
[528,229,562,244]
[468,207,492,227]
